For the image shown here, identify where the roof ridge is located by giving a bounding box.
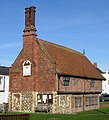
[39,39,84,56]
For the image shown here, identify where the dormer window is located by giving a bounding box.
[23,60,31,76]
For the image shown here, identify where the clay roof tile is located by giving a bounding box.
[39,39,104,80]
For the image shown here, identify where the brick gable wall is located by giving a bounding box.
[37,46,56,92]
[9,38,56,92]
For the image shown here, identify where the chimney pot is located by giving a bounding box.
[25,8,30,27]
[30,6,36,27]
[93,62,97,67]
[30,6,36,9]
[24,6,36,32]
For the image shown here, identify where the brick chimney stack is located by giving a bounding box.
[23,6,37,59]
[23,6,37,36]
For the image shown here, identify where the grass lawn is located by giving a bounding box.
[30,107,109,120]
[100,101,109,104]
[1,103,109,120]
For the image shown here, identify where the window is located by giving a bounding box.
[85,96,98,107]
[37,94,53,104]
[23,60,31,76]
[75,97,82,108]
[86,97,92,107]
[37,94,42,104]
[63,77,70,86]
[92,96,95,105]
[0,76,4,91]
[90,80,94,87]
[86,97,89,107]
[0,77,2,84]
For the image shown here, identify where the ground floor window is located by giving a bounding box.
[85,96,98,107]
[75,97,82,108]
[37,94,53,104]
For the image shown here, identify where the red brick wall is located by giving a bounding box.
[9,36,56,92]
[58,77,102,93]
[85,79,102,92]
[37,47,56,92]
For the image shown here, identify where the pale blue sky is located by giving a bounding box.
[0,0,109,71]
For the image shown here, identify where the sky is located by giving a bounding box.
[0,0,109,71]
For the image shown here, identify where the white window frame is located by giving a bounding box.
[0,76,5,91]
[23,60,31,76]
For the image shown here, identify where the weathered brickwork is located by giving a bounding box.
[9,6,103,114]
[59,77,102,93]
[37,47,56,92]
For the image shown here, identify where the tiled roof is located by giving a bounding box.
[39,39,104,80]
[0,66,10,75]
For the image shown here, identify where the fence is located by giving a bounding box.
[0,114,30,120]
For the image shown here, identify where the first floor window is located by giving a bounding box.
[63,77,70,86]
[90,80,94,87]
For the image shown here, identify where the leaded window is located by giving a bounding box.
[90,80,94,87]
[63,77,70,86]
[85,96,98,107]
[75,97,82,108]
